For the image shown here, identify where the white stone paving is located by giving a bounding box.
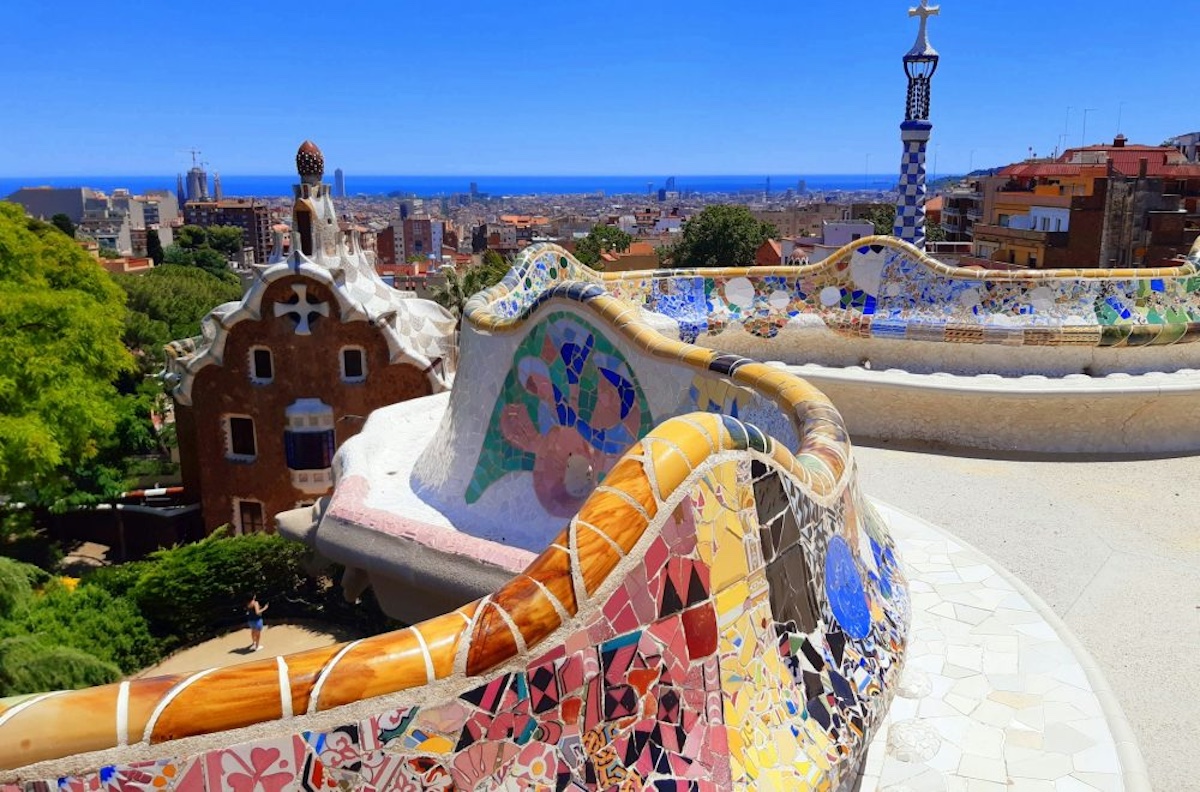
[859,502,1147,792]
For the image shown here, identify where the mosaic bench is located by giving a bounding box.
[0,249,910,790]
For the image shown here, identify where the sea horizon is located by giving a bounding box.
[0,173,914,200]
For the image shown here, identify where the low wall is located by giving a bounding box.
[785,363,1200,454]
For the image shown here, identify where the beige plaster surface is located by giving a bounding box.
[854,442,1200,792]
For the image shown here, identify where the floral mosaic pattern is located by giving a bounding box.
[466,312,654,516]
[21,415,907,791]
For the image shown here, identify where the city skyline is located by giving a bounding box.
[1,0,1195,177]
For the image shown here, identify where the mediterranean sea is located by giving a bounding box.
[0,174,905,199]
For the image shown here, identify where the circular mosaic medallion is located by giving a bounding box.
[824,534,872,639]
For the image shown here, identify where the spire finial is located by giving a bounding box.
[296,140,324,185]
[906,0,940,59]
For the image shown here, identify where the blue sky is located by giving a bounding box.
[0,0,1194,176]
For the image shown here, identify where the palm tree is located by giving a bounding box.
[430,257,509,330]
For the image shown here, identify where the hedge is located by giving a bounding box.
[0,636,122,696]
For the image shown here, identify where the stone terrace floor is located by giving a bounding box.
[855,444,1200,792]
[865,503,1137,791]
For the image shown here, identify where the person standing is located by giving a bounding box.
[246,595,269,651]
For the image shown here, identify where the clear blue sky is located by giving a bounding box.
[1,1,1194,176]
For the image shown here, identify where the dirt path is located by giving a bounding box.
[136,621,359,678]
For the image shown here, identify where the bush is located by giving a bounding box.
[0,557,37,618]
[0,582,160,673]
[80,559,147,599]
[78,532,399,660]
[0,636,121,696]
[126,530,319,643]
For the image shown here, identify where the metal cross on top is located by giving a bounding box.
[274,284,329,335]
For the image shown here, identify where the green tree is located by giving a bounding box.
[174,225,208,250]
[114,265,243,355]
[191,247,232,279]
[573,224,633,268]
[205,226,245,258]
[430,257,509,329]
[858,204,895,236]
[0,203,134,509]
[146,228,164,265]
[50,214,75,238]
[479,249,511,281]
[0,636,121,696]
[0,581,160,673]
[664,205,777,268]
[0,557,40,618]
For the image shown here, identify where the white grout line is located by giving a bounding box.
[410,627,436,684]
[275,656,293,719]
[142,668,217,743]
[307,640,362,715]
[116,681,130,746]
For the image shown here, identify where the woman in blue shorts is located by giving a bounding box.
[246,595,269,651]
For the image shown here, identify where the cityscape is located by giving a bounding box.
[0,1,1198,791]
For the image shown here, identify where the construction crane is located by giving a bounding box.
[176,148,203,167]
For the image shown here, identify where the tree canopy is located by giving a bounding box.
[162,225,241,282]
[664,205,777,268]
[573,224,633,268]
[145,228,164,265]
[113,264,244,361]
[50,214,75,239]
[0,202,134,504]
[430,252,510,328]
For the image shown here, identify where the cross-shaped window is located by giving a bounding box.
[273,284,329,335]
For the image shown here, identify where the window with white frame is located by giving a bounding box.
[340,346,366,382]
[225,415,257,460]
[250,346,273,383]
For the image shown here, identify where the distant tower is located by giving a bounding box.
[213,172,223,201]
[469,181,479,198]
[176,174,186,209]
[765,176,771,198]
[893,0,940,250]
[666,176,676,192]
[334,168,345,198]
[186,165,208,202]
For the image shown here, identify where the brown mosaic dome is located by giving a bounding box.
[296,140,324,180]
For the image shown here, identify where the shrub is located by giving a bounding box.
[77,532,399,660]
[128,530,319,643]
[0,556,44,618]
[79,559,147,599]
[0,636,121,696]
[0,581,160,673]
